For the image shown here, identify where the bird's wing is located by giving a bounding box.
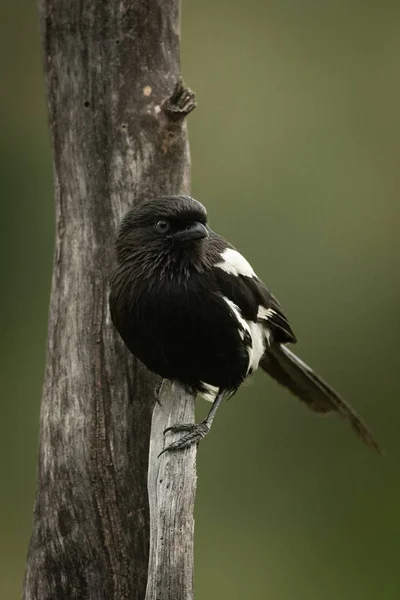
[210,243,296,344]
[208,237,381,453]
[255,294,297,344]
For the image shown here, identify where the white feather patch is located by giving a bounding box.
[199,302,267,403]
[199,383,219,403]
[215,248,256,278]
[222,296,265,374]
[223,297,249,340]
[257,306,276,321]
[247,321,266,370]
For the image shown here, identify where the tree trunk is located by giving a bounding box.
[23,2,196,599]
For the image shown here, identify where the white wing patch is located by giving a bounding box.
[223,297,249,341]
[199,297,268,403]
[215,248,256,278]
[257,306,276,321]
[222,296,265,374]
[247,320,266,369]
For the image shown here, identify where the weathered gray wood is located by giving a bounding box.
[23,1,195,599]
[145,382,197,600]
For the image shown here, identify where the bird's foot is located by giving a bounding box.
[164,423,199,435]
[159,421,210,456]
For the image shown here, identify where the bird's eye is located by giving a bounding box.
[155,220,170,234]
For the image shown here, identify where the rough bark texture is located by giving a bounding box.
[145,382,197,600]
[23,2,196,599]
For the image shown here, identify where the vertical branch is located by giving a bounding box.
[145,382,197,600]
[23,1,196,599]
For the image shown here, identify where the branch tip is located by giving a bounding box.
[164,79,196,121]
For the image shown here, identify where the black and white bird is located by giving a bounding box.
[109,195,380,454]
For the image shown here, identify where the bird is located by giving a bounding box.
[109,195,380,455]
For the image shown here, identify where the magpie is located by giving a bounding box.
[109,195,380,454]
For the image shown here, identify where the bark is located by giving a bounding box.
[23,1,196,599]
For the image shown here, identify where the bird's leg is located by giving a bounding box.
[159,389,225,456]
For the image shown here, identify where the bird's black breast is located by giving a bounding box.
[109,271,250,393]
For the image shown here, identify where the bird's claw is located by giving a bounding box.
[159,421,210,457]
[163,423,197,435]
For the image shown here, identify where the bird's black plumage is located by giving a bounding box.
[109,195,380,454]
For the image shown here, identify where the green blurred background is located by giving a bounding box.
[1,1,399,598]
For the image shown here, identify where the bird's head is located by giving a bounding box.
[114,195,210,278]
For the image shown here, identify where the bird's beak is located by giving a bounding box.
[173,222,209,242]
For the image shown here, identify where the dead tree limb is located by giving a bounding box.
[23,1,196,599]
[145,382,197,600]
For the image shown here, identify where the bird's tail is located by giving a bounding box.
[259,344,381,453]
